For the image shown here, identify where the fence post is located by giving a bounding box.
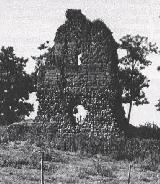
[128,163,132,184]
[41,151,44,184]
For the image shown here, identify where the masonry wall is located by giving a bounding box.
[37,9,127,136]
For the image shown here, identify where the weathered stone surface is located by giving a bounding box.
[37,9,127,136]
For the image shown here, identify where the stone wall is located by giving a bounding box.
[37,9,127,136]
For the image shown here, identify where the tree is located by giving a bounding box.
[156,99,160,111]
[119,35,158,123]
[156,66,160,110]
[0,46,35,125]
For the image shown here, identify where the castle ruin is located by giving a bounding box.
[37,9,127,137]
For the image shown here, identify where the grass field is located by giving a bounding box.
[0,141,160,184]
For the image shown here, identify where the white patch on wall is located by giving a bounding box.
[25,92,39,119]
[78,54,82,66]
[73,105,88,124]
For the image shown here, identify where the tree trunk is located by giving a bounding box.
[128,163,132,184]
[41,152,44,184]
[127,101,132,124]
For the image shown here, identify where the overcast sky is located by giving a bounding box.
[0,0,160,126]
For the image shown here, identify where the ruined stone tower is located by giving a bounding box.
[37,9,127,136]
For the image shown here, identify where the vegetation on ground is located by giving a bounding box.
[0,137,160,184]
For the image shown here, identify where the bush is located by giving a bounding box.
[140,156,160,171]
[2,120,160,172]
[138,122,160,140]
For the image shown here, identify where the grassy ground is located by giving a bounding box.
[0,141,160,184]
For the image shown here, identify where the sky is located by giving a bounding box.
[0,0,160,126]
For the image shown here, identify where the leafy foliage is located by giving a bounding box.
[2,121,160,173]
[119,35,158,122]
[0,46,34,125]
[138,122,160,140]
[156,99,160,111]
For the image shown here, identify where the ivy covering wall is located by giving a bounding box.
[36,9,127,140]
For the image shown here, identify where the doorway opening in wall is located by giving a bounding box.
[73,105,88,124]
[78,54,82,66]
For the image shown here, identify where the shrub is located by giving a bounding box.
[2,120,160,172]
